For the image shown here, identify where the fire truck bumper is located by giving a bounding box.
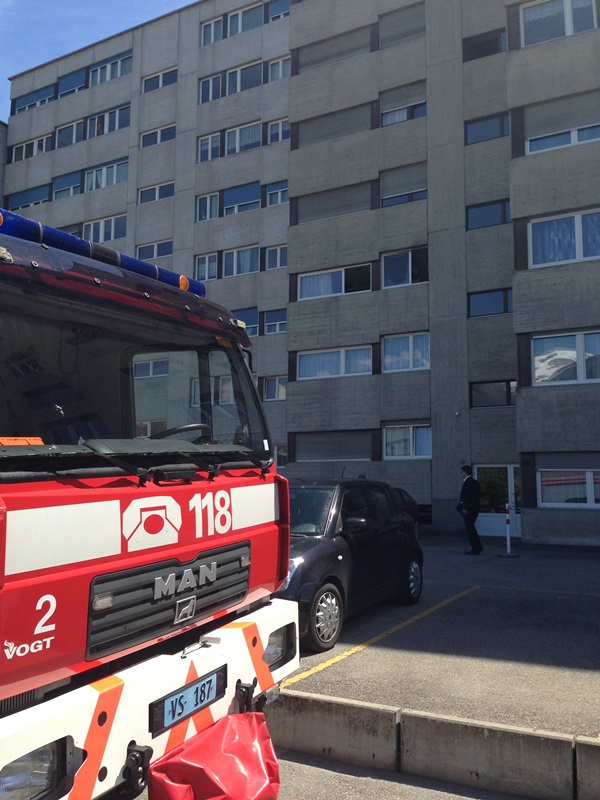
[0,599,298,800]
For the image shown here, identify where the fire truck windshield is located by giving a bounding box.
[0,241,271,478]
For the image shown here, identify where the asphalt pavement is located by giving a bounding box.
[280,530,600,738]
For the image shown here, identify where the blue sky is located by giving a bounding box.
[0,0,193,121]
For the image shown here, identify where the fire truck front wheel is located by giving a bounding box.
[305,582,343,652]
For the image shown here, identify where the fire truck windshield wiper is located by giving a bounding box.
[81,439,220,485]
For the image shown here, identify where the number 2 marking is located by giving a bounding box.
[34,594,57,635]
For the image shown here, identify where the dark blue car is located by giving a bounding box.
[275,479,423,652]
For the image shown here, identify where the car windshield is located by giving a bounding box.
[289,486,334,536]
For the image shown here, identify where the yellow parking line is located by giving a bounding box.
[282,585,481,689]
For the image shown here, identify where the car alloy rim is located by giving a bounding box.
[408,560,422,598]
[315,590,340,643]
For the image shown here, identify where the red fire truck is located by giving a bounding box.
[0,210,298,800]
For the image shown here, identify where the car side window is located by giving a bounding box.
[341,487,371,523]
[365,485,394,523]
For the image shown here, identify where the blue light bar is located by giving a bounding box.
[0,208,206,297]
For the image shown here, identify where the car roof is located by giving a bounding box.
[288,478,394,489]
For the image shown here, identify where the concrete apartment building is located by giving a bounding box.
[3,0,600,545]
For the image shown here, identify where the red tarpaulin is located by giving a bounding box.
[149,713,280,800]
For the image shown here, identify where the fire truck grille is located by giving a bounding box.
[87,542,250,659]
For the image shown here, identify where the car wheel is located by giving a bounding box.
[305,583,343,653]
[398,556,423,605]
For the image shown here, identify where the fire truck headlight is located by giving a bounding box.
[262,623,296,672]
[0,742,59,800]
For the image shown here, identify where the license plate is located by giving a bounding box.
[149,665,227,736]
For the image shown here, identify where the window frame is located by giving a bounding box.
[382,333,430,372]
[85,159,128,192]
[90,52,132,87]
[266,180,288,206]
[227,4,263,36]
[468,288,513,317]
[56,120,84,149]
[87,105,130,139]
[527,123,600,154]
[381,247,429,289]
[268,118,291,143]
[381,101,427,128]
[469,380,517,408]
[532,330,600,385]
[465,112,510,145]
[383,424,432,460]
[198,132,222,162]
[267,245,287,269]
[137,240,174,261]
[223,246,260,277]
[268,56,291,82]
[201,17,224,46]
[297,346,373,380]
[195,253,218,282]
[537,469,600,507]
[199,75,222,103]
[83,215,126,244]
[226,61,262,96]
[232,307,259,337]
[140,125,176,148]
[197,193,220,222]
[143,68,178,93]
[138,182,175,205]
[466,199,511,230]
[528,209,600,267]
[264,309,287,335]
[521,0,597,47]
[263,376,288,401]
[226,122,262,155]
[10,135,54,163]
[298,264,371,300]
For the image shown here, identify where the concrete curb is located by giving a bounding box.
[265,689,600,800]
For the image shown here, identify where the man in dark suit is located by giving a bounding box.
[457,465,483,554]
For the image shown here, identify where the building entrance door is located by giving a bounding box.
[474,465,521,538]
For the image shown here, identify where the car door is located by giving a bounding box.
[363,484,404,597]
[339,485,380,611]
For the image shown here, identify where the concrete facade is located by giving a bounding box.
[3,0,600,544]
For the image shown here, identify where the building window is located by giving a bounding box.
[462,29,507,61]
[267,246,287,269]
[139,182,175,204]
[57,121,84,149]
[198,133,222,162]
[297,347,372,379]
[381,247,429,288]
[521,0,596,47]
[143,68,177,93]
[269,119,290,143]
[196,253,218,282]
[141,125,176,148]
[264,309,287,334]
[468,289,513,317]
[267,180,288,206]
[53,172,81,201]
[85,159,128,192]
[529,210,600,266]
[382,334,430,372]
[134,359,169,379]
[233,308,259,337]
[465,112,510,145]
[269,57,291,81]
[299,264,371,299]
[537,469,600,506]
[224,246,260,277]
[227,62,262,95]
[137,241,174,260]
[383,425,432,459]
[14,85,55,114]
[527,123,600,153]
[8,185,49,211]
[267,0,290,21]
[264,377,287,401]
[381,101,427,127]
[228,4,263,36]
[83,215,126,243]
[197,193,219,221]
[10,135,54,163]
[533,331,600,384]
[466,200,511,230]
[224,182,261,214]
[88,105,130,138]
[470,381,516,407]
[201,17,224,45]
[199,75,222,103]
[226,122,262,154]
[90,52,132,86]
[382,189,427,207]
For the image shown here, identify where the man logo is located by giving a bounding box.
[174,596,197,624]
